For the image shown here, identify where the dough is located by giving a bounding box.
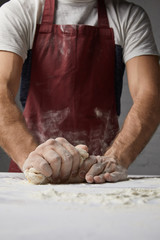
[24,146,89,185]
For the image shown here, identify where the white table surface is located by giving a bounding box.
[0,173,160,240]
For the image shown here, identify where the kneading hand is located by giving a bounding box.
[23,137,89,184]
[80,156,128,183]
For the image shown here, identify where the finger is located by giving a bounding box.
[40,139,73,181]
[47,139,73,181]
[42,149,61,179]
[104,170,127,182]
[103,162,117,174]
[92,162,117,184]
[85,163,106,183]
[55,137,80,177]
[23,153,52,177]
[93,174,106,184]
[79,155,97,179]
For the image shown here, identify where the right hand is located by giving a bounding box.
[23,137,88,183]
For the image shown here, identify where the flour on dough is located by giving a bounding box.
[24,168,51,184]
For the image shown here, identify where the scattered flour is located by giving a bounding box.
[34,187,160,207]
[1,174,160,208]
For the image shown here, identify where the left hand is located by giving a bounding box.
[79,156,128,183]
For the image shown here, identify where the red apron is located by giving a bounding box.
[9,0,119,172]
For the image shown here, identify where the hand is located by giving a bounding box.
[83,156,128,183]
[23,137,87,183]
[67,155,97,183]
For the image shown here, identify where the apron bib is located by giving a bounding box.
[9,0,119,172]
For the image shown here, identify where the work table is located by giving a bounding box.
[0,173,160,240]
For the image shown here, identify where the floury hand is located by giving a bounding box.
[23,138,92,184]
[80,156,128,183]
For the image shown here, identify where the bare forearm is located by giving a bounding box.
[0,88,38,169]
[105,96,160,168]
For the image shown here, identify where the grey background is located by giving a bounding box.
[0,0,160,173]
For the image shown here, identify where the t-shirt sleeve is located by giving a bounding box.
[0,1,29,61]
[0,0,43,62]
[123,4,159,63]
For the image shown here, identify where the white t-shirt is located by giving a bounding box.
[0,0,159,63]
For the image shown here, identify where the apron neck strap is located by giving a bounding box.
[98,0,109,28]
[41,0,55,24]
[41,0,109,28]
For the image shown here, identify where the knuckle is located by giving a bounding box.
[44,150,54,160]
[94,163,102,170]
[46,138,55,145]
[44,150,61,162]
[35,145,44,153]
[28,151,36,158]
[66,152,72,160]
[36,141,49,150]
[36,145,41,151]
[39,161,48,169]
[92,157,98,164]
[63,152,72,162]
[110,163,116,171]
[55,137,66,143]
[89,155,97,163]
[52,156,61,164]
